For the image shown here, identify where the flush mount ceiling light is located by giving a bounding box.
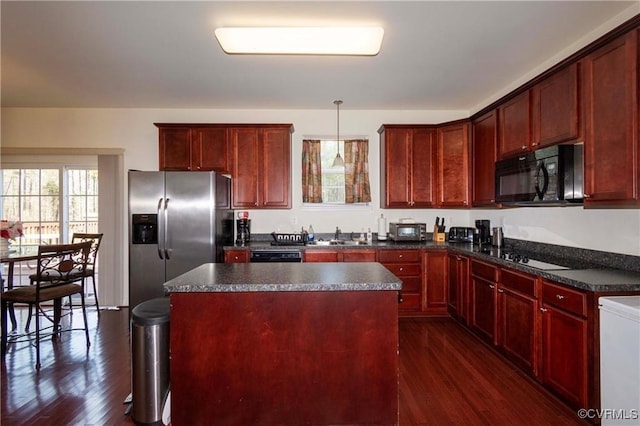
[214,27,384,55]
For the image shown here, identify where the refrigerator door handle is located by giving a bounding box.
[164,198,171,259]
[157,198,164,260]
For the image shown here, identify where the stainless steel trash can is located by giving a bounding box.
[131,297,170,426]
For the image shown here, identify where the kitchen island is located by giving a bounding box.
[164,262,402,425]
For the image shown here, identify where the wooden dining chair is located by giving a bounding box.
[71,233,103,314]
[0,241,92,369]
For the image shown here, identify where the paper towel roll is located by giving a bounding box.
[377,214,387,240]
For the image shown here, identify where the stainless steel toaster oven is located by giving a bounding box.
[388,223,427,242]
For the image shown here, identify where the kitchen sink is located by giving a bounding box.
[308,240,370,246]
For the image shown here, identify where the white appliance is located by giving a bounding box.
[599,296,640,425]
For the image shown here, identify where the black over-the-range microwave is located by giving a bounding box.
[495,144,584,205]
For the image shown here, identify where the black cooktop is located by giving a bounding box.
[477,247,571,271]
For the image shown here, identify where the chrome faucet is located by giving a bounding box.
[334,226,341,240]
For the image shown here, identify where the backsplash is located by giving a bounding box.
[505,238,640,273]
[249,233,640,273]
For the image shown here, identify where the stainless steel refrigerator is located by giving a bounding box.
[128,171,233,309]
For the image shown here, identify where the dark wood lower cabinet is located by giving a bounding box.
[541,304,588,409]
[303,249,340,262]
[304,248,448,317]
[497,268,539,376]
[224,249,249,263]
[470,275,496,343]
[470,258,498,343]
[447,253,469,323]
[170,291,399,425]
[497,285,538,375]
[540,280,590,410]
[379,249,423,315]
[424,251,448,314]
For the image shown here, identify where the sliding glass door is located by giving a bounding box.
[1,166,98,288]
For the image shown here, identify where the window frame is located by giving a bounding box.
[301,136,371,209]
[1,162,98,245]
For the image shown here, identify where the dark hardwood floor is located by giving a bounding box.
[2,308,585,425]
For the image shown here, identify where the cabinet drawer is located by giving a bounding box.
[382,263,421,277]
[542,281,587,317]
[378,249,421,263]
[399,276,421,293]
[342,250,377,262]
[304,250,339,262]
[399,293,421,310]
[471,259,498,282]
[225,250,249,263]
[501,268,537,297]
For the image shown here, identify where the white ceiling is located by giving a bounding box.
[1,1,637,112]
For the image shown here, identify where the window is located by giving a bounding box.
[68,168,99,236]
[1,166,98,287]
[302,138,371,205]
[320,140,346,203]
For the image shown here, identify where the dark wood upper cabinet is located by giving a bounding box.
[192,127,231,173]
[231,127,260,208]
[437,122,471,207]
[498,91,531,159]
[231,125,292,209]
[582,30,639,206]
[472,110,498,206]
[158,123,292,209]
[158,126,192,171]
[157,125,230,173]
[379,125,437,208]
[532,63,580,148]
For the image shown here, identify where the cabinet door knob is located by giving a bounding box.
[531,142,537,147]
[521,145,527,150]
[556,294,565,300]
[540,308,547,313]
[489,284,495,289]
[498,288,504,293]
[583,194,591,198]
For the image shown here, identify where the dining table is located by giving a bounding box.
[1,245,41,330]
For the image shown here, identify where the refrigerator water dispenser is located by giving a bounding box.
[132,214,158,244]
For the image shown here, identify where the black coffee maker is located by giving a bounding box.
[236,219,251,246]
[474,220,491,245]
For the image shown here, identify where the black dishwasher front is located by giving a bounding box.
[250,250,302,263]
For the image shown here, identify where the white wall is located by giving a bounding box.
[2,107,639,304]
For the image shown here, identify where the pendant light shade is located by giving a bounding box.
[332,100,344,167]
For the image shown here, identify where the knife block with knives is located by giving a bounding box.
[433,217,446,243]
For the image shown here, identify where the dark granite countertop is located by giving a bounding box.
[164,262,402,293]
[224,240,640,293]
[446,245,640,292]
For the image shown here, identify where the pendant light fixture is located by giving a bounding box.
[332,100,344,167]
